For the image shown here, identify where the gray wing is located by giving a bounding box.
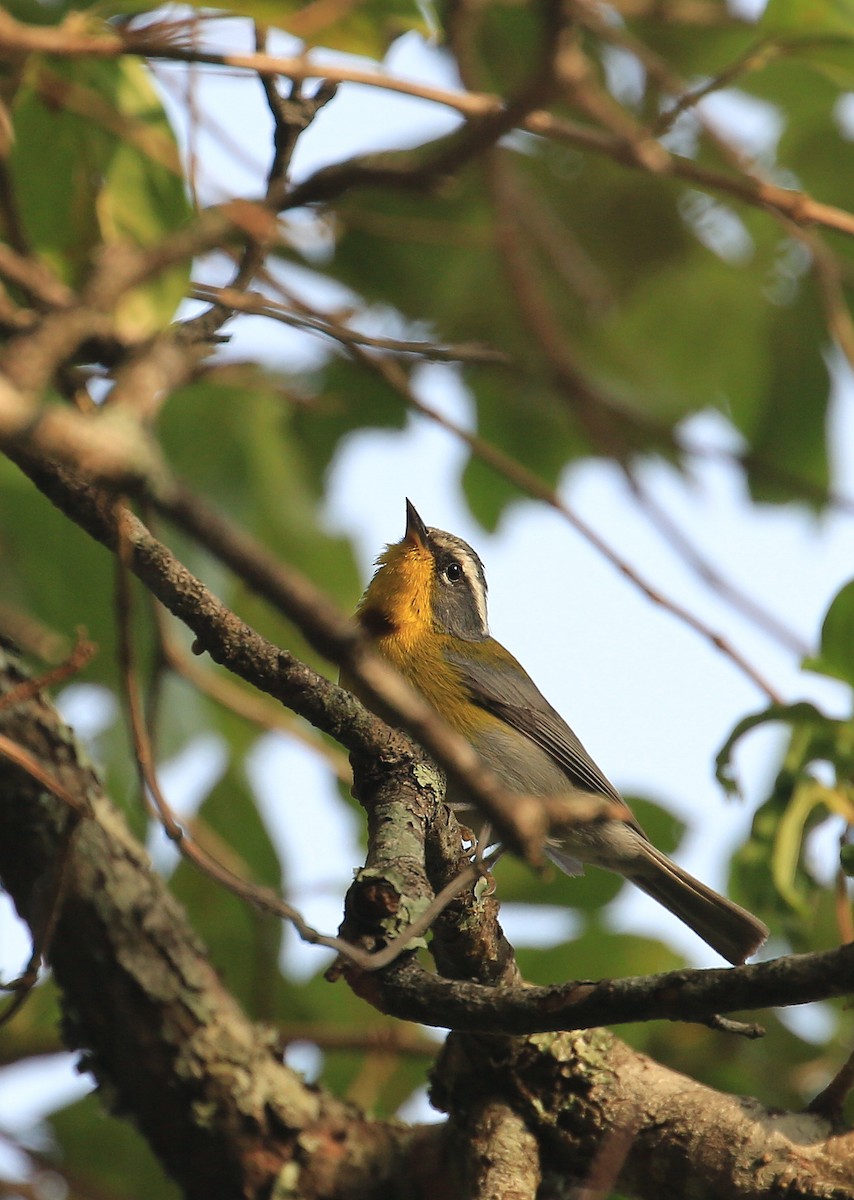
[445,644,626,806]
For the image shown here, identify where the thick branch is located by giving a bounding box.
[434,1030,854,1200]
[0,647,419,1200]
[346,940,854,1034]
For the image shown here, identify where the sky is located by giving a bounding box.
[2,8,854,1171]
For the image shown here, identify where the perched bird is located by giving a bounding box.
[352,500,768,966]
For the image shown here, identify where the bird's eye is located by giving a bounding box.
[444,561,463,582]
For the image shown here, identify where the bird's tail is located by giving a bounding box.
[631,843,768,966]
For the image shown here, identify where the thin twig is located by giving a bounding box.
[807,1044,854,1118]
[0,732,90,816]
[191,282,510,364]
[0,816,79,1026]
[0,628,96,709]
[276,1021,439,1056]
[624,470,810,657]
[154,606,352,783]
[3,13,852,237]
[0,733,85,1025]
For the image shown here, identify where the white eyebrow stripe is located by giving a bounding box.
[459,551,489,635]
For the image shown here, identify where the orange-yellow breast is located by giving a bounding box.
[354,539,482,739]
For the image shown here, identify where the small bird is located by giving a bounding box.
[353,500,768,965]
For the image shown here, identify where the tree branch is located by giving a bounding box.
[2,13,853,238]
[433,1029,854,1200]
[0,644,421,1200]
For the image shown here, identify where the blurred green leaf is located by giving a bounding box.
[840,842,854,876]
[623,14,757,78]
[724,697,854,927]
[0,978,63,1065]
[50,1093,180,1200]
[159,366,362,667]
[170,759,285,1017]
[715,700,833,796]
[201,0,427,55]
[772,779,835,913]
[495,849,624,912]
[517,929,683,988]
[762,0,854,36]
[10,54,190,337]
[1,0,73,22]
[277,968,434,1113]
[292,353,409,484]
[0,455,156,694]
[742,288,830,506]
[810,578,854,686]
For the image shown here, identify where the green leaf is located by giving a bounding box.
[811,578,854,687]
[772,778,831,913]
[461,365,579,532]
[197,0,427,56]
[517,929,683,988]
[0,454,155,694]
[495,848,625,913]
[724,696,854,929]
[590,251,772,426]
[623,17,757,78]
[714,700,832,797]
[0,977,63,1064]
[159,366,362,667]
[169,759,285,1017]
[10,55,191,337]
[50,1093,179,1200]
[292,354,409,484]
[762,0,854,36]
[742,284,831,506]
[840,842,854,876]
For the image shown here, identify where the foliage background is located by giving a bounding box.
[1,0,854,1194]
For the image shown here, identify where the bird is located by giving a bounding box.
[351,499,769,966]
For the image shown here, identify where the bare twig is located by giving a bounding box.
[0,604,70,663]
[3,13,851,237]
[0,734,85,1025]
[0,373,166,483]
[156,614,353,784]
[277,1021,439,1056]
[191,282,510,364]
[0,629,95,706]
[807,1044,854,1118]
[0,242,75,310]
[346,942,854,1034]
[0,732,91,817]
[624,470,811,658]
[0,816,79,1026]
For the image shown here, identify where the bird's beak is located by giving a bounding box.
[404,498,429,547]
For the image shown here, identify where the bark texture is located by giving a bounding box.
[2,647,853,1200]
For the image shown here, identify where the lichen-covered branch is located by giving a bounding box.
[0,646,417,1200]
[434,1030,854,1200]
